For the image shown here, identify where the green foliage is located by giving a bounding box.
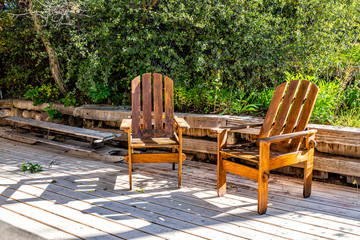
[44,103,63,120]
[61,92,77,107]
[333,108,360,128]
[24,84,60,106]
[312,80,343,124]
[253,88,275,113]
[21,162,43,173]
[1,0,360,127]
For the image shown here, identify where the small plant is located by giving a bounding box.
[24,83,60,106]
[135,189,145,193]
[45,103,63,120]
[61,92,77,107]
[21,162,43,173]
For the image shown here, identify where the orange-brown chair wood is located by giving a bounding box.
[120,73,190,189]
[215,80,319,214]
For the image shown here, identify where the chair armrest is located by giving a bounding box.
[174,116,190,129]
[211,123,263,133]
[120,119,132,131]
[258,130,317,144]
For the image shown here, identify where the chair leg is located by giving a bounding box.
[172,147,176,170]
[126,131,132,190]
[258,142,270,215]
[178,131,183,188]
[258,171,269,215]
[303,149,314,198]
[217,154,226,197]
[178,152,182,188]
[128,148,133,190]
[129,158,132,190]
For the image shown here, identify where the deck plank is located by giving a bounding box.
[0,137,359,240]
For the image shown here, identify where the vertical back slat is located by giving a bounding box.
[282,80,311,134]
[164,76,174,136]
[132,76,141,137]
[142,73,152,136]
[270,80,300,136]
[289,83,319,151]
[258,82,288,140]
[153,73,163,136]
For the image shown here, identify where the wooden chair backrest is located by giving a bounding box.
[258,80,319,151]
[131,73,174,138]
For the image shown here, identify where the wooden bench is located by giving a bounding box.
[5,116,120,152]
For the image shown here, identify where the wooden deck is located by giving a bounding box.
[0,137,359,240]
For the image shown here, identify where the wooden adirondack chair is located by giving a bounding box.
[215,80,319,214]
[120,73,190,189]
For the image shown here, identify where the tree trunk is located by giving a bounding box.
[141,0,159,25]
[28,0,67,95]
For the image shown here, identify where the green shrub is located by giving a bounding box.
[44,103,63,120]
[24,84,60,106]
[2,0,360,127]
[311,80,343,124]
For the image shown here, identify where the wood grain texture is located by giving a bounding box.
[125,153,186,163]
[142,73,152,136]
[120,119,131,131]
[223,160,258,181]
[269,150,309,170]
[303,148,314,198]
[259,130,316,144]
[282,80,310,135]
[174,116,190,129]
[258,142,270,215]
[215,80,319,215]
[3,131,95,152]
[153,73,163,136]
[270,80,300,137]
[131,76,141,137]
[164,76,174,136]
[258,82,288,139]
[6,117,117,140]
[178,128,183,188]
[131,137,178,148]
[289,83,319,151]
[126,73,184,189]
[0,137,359,240]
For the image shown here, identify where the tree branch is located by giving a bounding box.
[141,0,159,25]
[29,0,67,95]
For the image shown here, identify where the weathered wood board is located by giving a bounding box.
[3,131,95,152]
[1,101,360,178]
[12,100,75,115]
[0,137,359,240]
[6,116,119,141]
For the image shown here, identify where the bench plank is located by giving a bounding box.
[5,131,95,152]
[6,117,118,141]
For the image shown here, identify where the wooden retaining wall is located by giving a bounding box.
[1,99,359,181]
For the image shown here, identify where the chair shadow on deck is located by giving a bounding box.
[0,144,359,240]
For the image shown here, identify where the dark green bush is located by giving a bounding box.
[1,0,359,126]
